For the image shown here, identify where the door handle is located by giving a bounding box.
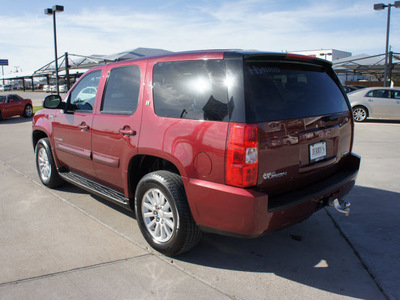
[120,127,136,136]
[79,123,90,131]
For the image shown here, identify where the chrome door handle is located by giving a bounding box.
[120,127,136,136]
[79,123,90,131]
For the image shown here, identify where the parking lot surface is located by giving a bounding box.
[0,101,399,299]
[0,91,58,107]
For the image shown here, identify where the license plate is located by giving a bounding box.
[309,141,327,162]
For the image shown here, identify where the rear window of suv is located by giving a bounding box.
[244,61,349,122]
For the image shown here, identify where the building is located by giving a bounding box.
[290,49,352,62]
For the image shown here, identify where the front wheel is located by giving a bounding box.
[352,106,368,122]
[35,138,63,188]
[135,171,201,256]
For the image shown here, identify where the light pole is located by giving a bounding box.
[374,1,400,87]
[45,5,64,95]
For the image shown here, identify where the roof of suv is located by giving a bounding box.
[119,49,332,67]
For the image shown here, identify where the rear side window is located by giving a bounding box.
[244,61,349,122]
[101,65,141,115]
[153,60,229,121]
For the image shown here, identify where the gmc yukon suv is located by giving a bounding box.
[32,50,360,256]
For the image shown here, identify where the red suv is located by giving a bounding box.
[32,50,360,256]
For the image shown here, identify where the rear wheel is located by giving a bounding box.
[23,105,33,118]
[135,171,201,256]
[352,106,368,122]
[35,138,63,188]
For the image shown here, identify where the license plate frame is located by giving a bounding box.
[309,141,327,163]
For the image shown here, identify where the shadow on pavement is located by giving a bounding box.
[176,185,398,299]
[53,183,136,219]
[0,116,33,124]
[51,181,395,299]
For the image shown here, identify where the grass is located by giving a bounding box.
[33,106,43,114]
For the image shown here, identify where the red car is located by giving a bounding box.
[0,94,33,120]
[32,50,360,256]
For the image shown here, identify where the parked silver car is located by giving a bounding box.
[347,87,400,122]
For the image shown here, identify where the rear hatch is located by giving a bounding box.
[243,55,353,206]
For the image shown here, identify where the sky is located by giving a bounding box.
[0,0,399,75]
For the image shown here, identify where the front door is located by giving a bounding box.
[53,70,103,179]
[5,95,21,117]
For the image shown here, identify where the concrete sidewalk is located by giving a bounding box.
[0,118,397,299]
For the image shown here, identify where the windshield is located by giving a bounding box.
[244,61,349,122]
[0,96,6,103]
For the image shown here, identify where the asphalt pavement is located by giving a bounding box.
[0,101,399,299]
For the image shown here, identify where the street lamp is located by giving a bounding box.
[44,5,64,95]
[374,1,400,87]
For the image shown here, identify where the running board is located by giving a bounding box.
[58,171,129,205]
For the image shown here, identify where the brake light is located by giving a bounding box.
[225,123,258,187]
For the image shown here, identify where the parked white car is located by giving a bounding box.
[0,85,12,91]
[49,84,68,93]
[347,87,400,122]
[43,85,50,92]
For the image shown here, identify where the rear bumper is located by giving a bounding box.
[184,153,360,237]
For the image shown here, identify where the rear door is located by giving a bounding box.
[390,90,400,118]
[243,58,352,198]
[91,63,144,192]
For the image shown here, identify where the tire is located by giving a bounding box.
[135,171,202,256]
[35,138,63,188]
[352,106,368,122]
[23,105,33,118]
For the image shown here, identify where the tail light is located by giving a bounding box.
[225,123,258,187]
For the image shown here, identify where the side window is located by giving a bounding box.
[367,89,390,99]
[392,91,400,99]
[101,65,141,115]
[11,95,23,101]
[153,60,229,121]
[69,70,102,112]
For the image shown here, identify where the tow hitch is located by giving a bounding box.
[329,198,351,216]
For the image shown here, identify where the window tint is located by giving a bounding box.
[244,61,349,122]
[10,95,22,101]
[366,89,390,98]
[69,70,102,112]
[393,90,400,99]
[101,66,140,114]
[153,60,229,121]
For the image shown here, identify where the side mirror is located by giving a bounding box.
[43,95,65,109]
